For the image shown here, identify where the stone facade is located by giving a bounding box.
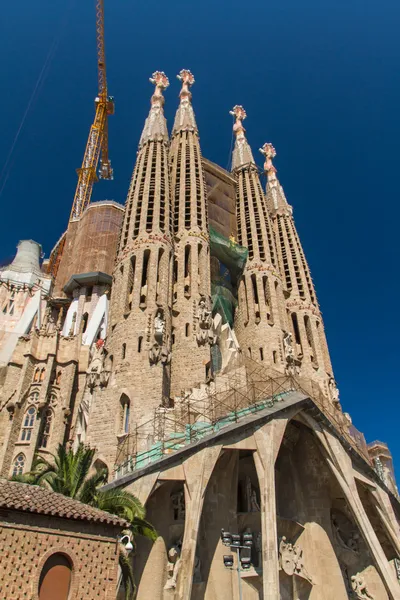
[0,71,399,599]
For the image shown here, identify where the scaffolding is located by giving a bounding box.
[114,356,370,479]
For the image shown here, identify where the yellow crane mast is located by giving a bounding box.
[69,0,114,221]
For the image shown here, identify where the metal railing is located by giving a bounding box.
[114,356,370,479]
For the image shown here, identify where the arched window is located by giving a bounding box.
[120,394,130,434]
[39,409,53,449]
[40,368,46,382]
[34,368,40,382]
[39,553,72,600]
[12,453,25,476]
[20,406,36,442]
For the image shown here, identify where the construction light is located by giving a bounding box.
[221,529,233,546]
[231,533,241,547]
[240,556,252,570]
[223,555,234,568]
[242,532,253,547]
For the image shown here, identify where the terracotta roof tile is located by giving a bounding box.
[0,479,128,528]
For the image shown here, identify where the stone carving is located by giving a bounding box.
[41,305,56,334]
[351,573,374,599]
[165,541,182,590]
[283,332,300,376]
[149,310,170,365]
[328,376,341,407]
[171,490,185,521]
[245,476,260,512]
[279,537,312,583]
[196,296,214,345]
[86,339,109,388]
[332,511,360,553]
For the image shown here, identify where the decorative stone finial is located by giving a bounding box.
[177,69,195,97]
[230,106,255,169]
[140,72,170,146]
[260,143,277,177]
[149,71,169,103]
[172,69,197,133]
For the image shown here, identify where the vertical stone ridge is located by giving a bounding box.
[169,70,212,396]
[86,73,174,466]
[260,143,335,399]
[231,108,288,371]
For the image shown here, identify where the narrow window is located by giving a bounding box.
[291,313,301,346]
[171,328,176,344]
[140,250,150,306]
[185,323,190,337]
[120,395,130,434]
[138,336,143,353]
[56,370,62,385]
[184,245,191,297]
[251,274,259,305]
[273,350,277,364]
[81,313,88,334]
[12,453,25,476]
[122,343,126,359]
[248,347,252,358]
[34,368,40,383]
[127,256,136,312]
[40,368,46,382]
[20,407,36,442]
[259,347,264,361]
[156,248,164,302]
[39,409,53,449]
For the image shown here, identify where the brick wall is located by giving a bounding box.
[0,511,120,600]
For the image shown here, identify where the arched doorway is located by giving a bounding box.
[38,553,72,600]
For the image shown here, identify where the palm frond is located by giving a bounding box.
[130,517,158,542]
[93,488,146,522]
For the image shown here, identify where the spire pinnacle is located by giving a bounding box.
[173,69,197,134]
[260,143,277,184]
[260,143,291,214]
[139,71,170,146]
[230,105,255,170]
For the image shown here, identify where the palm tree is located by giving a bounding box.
[12,443,157,599]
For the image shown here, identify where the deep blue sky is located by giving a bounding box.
[1,1,399,470]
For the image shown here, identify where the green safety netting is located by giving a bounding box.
[209,226,248,327]
[209,226,248,280]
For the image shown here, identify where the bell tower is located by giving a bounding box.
[85,72,174,464]
[169,70,213,396]
[230,107,288,370]
[261,143,336,400]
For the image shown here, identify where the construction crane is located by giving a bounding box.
[69,0,114,221]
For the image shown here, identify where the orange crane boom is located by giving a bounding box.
[69,0,114,222]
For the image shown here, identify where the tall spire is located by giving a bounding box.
[260,143,291,214]
[172,69,198,134]
[139,71,170,147]
[230,106,255,170]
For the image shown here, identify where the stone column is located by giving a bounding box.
[175,445,222,599]
[253,416,292,600]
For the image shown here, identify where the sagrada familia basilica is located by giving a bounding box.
[1,70,400,599]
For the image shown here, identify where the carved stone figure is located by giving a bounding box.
[154,310,165,344]
[245,476,260,512]
[171,490,185,521]
[351,573,374,599]
[279,537,312,583]
[283,332,300,376]
[164,544,182,590]
[68,312,77,337]
[149,310,168,364]
[86,339,106,388]
[196,296,214,345]
[328,376,340,407]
